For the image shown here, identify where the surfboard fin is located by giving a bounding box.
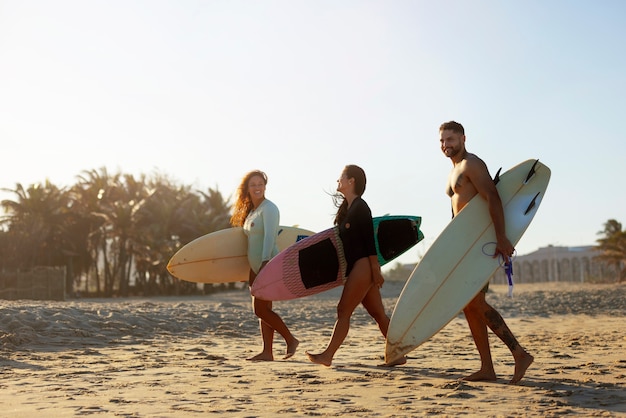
[524,192,541,215]
[493,167,502,185]
[524,159,540,184]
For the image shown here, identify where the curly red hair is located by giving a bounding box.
[230,170,268,227]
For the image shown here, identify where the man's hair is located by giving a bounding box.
[439,121,464,134]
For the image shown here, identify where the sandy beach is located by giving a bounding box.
[1,281,625,417]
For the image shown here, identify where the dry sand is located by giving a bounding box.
[1,281,625,417]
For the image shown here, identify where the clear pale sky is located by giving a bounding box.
[1,1,625,269]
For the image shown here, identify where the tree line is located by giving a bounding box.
[1,167,624,299]
[0,168,232,297]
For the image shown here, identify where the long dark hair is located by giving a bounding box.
[333,164,366,225]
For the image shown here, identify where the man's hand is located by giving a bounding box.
[495,237,515,262]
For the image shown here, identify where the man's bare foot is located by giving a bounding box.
[306,351,332,367]
[247,352,273,361]
[381,355,407,367]
[283,339,299,359]
[462,369,497,382]
[510,352,534,384]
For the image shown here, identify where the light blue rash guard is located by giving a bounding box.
[243,199,280,274]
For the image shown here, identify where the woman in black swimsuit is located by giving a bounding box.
[306,165,405,367]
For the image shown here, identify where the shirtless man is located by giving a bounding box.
[440,120,534,384]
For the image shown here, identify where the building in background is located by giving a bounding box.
[388,245,619,284]
[492,245,617,284]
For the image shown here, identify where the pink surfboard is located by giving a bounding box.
[251,227,346,301]
[251,215,424,301]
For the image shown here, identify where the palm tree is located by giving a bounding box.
[130,173,231,296]
[73,167,118,295]
[73,167,149,296]
[0,181,74,292]
[595,219,626,282]
[1,167,236,297]
[131,176,191,295]
[95,172,151,297]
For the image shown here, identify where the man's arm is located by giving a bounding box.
[468,159,515,260]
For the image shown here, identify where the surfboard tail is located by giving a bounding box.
[524,159,540,184]
[384,341,416,365]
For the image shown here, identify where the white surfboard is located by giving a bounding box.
[167,226,315,283]
[385,159,551,364]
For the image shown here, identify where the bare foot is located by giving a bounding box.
[509,352,534,384]
[246,352,273,362]
[381,355,407,367]
[283,339,299,359]
[462,369,497,382]
[306,351,332,367]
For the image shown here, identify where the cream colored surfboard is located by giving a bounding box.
[167,226,315,283]
[385,159,551,364]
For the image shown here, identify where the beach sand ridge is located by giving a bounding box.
[1,282,625,417]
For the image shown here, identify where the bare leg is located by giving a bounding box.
[247,318,275,361]
[361,285,389,336]
[462,294,497,381]
[251,297,299,360]
[464,292,534,383]
[307,259,372,366]
[481,299,534,384]
[361,286,406,366]
[247,269,298,361]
